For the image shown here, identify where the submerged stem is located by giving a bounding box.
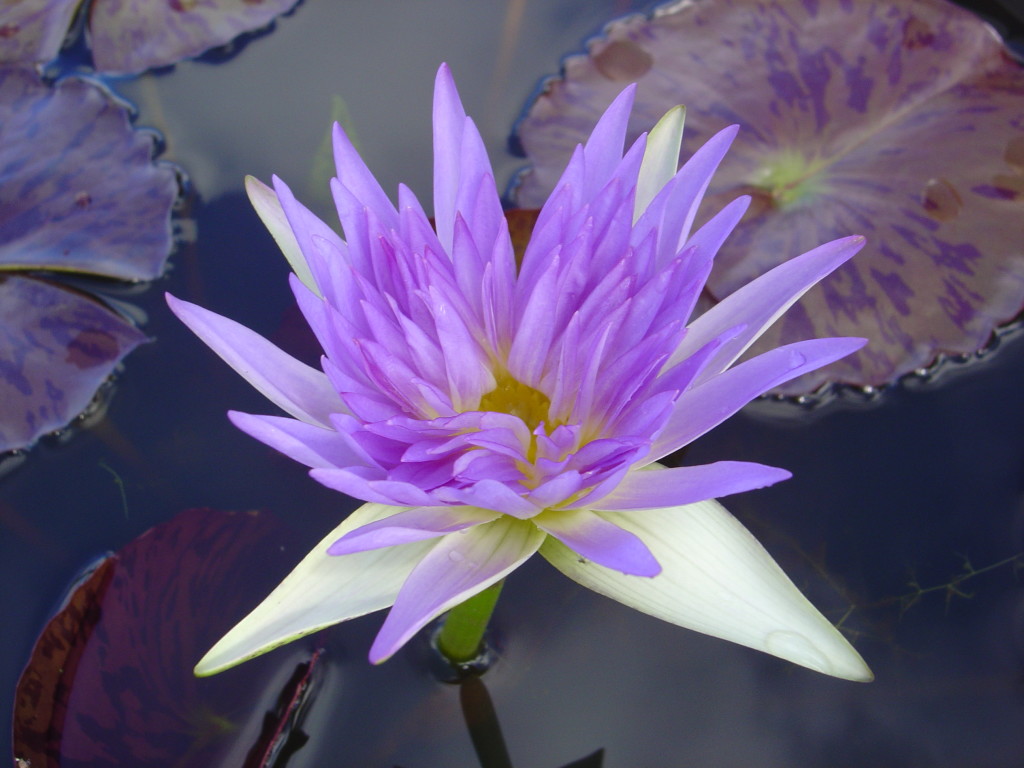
[437,580,504,664]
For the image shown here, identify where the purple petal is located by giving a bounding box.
[227,411,376,470]
[534,508,661,577]
[368,517,545,663]
[634,124,740,266]
[588,462,792,511]
[272,175,349,298]
[652,337,866,460]
[580,84,637,199]
[309,468,437,507]
[680,195,750,282]
[422,285,494,408]
[432,62,469,254]
[452,127,505,276]
[432,479,540,520]
[672,236,865,381]
[527,471,584,509]
[507,253,561,386]
[328,506,499,555]
[332,122,398,229]
[654,323,743,397]
[166,295,345,427]
[354,337,443,416]
[293,283,376,395]
[479,230,517,351]
[246,176,316,293]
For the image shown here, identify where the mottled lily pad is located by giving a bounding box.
[88,0,302,75]
[0,66,177,279]
[0,0,81,64]
[12,507,322,768]
[0,276,147,453]
[512,0,1024,392]
[0,65,179,452]
[0,0,301,74]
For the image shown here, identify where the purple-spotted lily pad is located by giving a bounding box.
[13,507,322,768]
[0,276,147,453]
[88,0,302,75]
[0,66,177,279]
[0,0,302,75]
[0,65,179,452]
[0,0,80,64]
[512,0,1024,393]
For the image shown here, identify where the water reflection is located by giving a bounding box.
[458,676,603,768]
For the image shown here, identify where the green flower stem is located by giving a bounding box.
[437,580,504,664]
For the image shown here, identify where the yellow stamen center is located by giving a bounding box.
[478,372,552,434]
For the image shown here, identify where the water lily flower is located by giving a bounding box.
[168,64,872,682]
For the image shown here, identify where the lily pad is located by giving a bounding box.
[0,276,147,453]
[88,0,302,75]
[0,0,302,74]
[511,0,1024,392]
[0,0,81,64]
[12,507,322,768]
[0,65,178,453]
[0,66,178,280]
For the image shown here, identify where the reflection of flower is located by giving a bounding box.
[169,64,871,681]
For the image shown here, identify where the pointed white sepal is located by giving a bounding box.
[635,105,685,222]
[541,499,873,681]
[195,502,427,676]
[245,175,320,296]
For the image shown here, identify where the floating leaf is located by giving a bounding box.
[512,0,1024,392]
[0,276,146,453]
[0,66,177,280]
[11,556,116,768]
[12,508,322,768]
[0,0,81,64]
[0,65,179,452]
[0,0,302,73]
[87,0,302,75]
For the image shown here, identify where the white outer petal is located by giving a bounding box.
[195,502,429,676]
[245,175,319,295]
[541,499,873,682]
[635,105,685,222]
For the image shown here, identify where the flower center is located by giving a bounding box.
[478,372,551,433]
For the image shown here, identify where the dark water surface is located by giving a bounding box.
[5,1,1024,765]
